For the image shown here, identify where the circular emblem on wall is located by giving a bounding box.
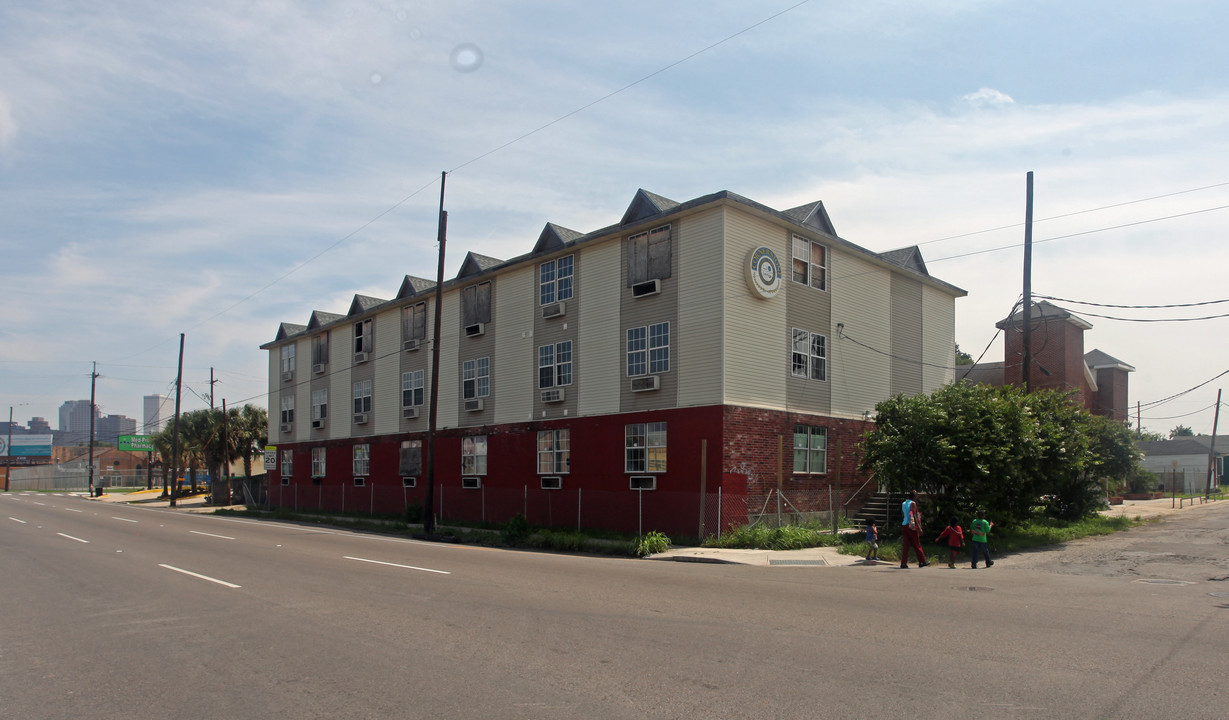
[745,246,782,299]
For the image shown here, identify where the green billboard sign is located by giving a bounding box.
[118,434,155,452]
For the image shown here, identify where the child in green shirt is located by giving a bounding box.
[970,509,994,568]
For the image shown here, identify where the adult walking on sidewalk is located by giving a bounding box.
[900,490,929,568]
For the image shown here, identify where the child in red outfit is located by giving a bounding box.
[936,516,964,568]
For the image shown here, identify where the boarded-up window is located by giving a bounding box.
[399,440,422,476]
[461,282,492,326]
[401,302,427,342]
[627,224,672,286]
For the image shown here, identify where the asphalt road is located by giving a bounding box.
[2,492,1225,720]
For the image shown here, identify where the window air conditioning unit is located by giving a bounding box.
[541,302,565,319]
[403,339,421,352]
[630,375,660,392]
[281,371,294,383]
[464,323,485,337]
[540,388,565,404]
[354,351,369,364]
[279,423,293,433]
[629,476,657,491]
[401,477,417,488]
[461,477,482,489]
[353,412,369,425]
[353,477,366,487]
[631,279,661,298]
[312,363,325,375]
[402,407,419,420]
[464,399,484,412]
[540,476,563,490]
[311,419,325,429]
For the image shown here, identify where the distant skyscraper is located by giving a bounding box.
[58,400,98,446]
[98,414,138,441]
[143,394,168,434]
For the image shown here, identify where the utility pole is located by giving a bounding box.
[1206,389,1221,498]
[1021,171,1034,393]
[169,334,184,508]
[423,171,448,535]
[4,406,12,492]
[87,362,99,496]
[220,398,229,505]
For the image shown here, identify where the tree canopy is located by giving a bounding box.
[860,382,1142,526]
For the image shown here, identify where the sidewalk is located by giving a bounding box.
[649,496,1225,567]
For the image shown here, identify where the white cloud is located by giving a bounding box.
[962,87,1015,108]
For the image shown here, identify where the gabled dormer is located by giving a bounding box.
[457,252,504,280]
[274,322,307,342]
[782,200,838,237]
[306,311,343,330]
[396,275,436,300]
[879,246,929,277]
[531,223,584,254]
[621,189,680,226]
[347,294,386,317]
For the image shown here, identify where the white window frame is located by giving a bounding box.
[538,341,573,389]
[793,425,828,474]
[280,344,296,373]
[627,322,669,377]
[281,449,293,477]
[353,379,372,414]
[461,435,488,476]
[463,357,490,399]
[539,255,575,306]
[791,234,827,291]
[311,388,328,421]
[280,395,295,425]
[537,429,571,475]
[791,328,827,382]
[625,422,667,473]
[401,370,425,408]
[311,447,326,478]
[353,444,370,477]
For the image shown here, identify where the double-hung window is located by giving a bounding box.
[627,224,672,285]
[281,449,293,477]
[280,396,295,425]
[463,357,490,399]
[399,440,422,477]
[461,435,488,475]
[791,328,827,381]
[354,319,373,355]
[793,426,827,474]
[311,388,328,421]
[401,370,424,407]
[353,379,372,414]
[791,234,827,290]
[627,322,669,376]
[537,429,571,474]
[311,447,326,478]
[311,333,328,367]
[280,344,296,374]
[625,422,667,473]
[401,302,427,344]
[353,444,370,477]
[538,341,573,388]
[539,255,574,305]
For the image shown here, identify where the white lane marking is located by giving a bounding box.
[65,508,83,513]
[158,564,241,589]
[112,517,138,523]
[343,556,451,575]
[33,502,47,506]
[57,533,90,543]
[9,517,27,524]
[190,530,236,540]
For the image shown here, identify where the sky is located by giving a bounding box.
[2,0,1228,441]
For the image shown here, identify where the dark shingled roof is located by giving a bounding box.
[1138,436,1224,456]
[532,223,585,254]
[1084,348,1134,372]
[996,300,1092,331]
[274,322,306,341]
[620,189,680,226]
[879,246,929,276]
[348,294,386,316]
[781,200,837,236]
[307,311,344,330]
[457,252,504,279]
[396,275,437,299]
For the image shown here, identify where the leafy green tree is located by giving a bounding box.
[954,343,975,366]
[1169,424,1194,439]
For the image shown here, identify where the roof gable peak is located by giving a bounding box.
[621,189,680,226]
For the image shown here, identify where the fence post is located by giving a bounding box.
[577,487,582,531]
[717,486,723,539]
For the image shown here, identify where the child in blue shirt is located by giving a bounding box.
[864,519,879,562]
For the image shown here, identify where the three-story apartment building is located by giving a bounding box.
[262,189,965,536]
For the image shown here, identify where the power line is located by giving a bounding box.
[1034,294,1229,310]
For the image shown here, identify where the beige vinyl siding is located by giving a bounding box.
[889,274,924,397]
[722,209,787,409]
[831,252,892,416]
[267,350,282,443]
[437,290,460,429]
[922,284,956,391]
[373,309,400,435]
[293,337,311,443]
[676,207,724,407]
[577,238,622,416]
[328,329,349,441]
[494,265,535,424]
